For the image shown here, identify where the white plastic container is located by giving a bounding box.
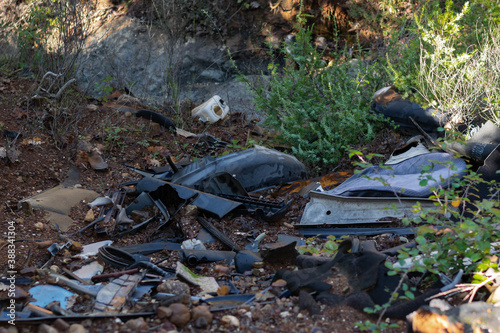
[191,95,229,123]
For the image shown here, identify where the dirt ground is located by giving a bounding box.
[0,71,410,333]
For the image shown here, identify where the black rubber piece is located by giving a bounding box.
[135,110,176,131]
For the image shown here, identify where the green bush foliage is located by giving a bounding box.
[244,14,387,168]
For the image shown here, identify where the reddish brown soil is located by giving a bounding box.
[0,73,407,332]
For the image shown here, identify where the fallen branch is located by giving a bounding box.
[32,71,76,100]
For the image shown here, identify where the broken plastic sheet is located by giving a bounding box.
[19,185,99,232]
[169,145,308,192]
[326,152,467,198]
[135,177,244,219]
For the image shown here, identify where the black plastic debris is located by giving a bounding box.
[448,120,500,162]
[135,109,176,131]
[135,178,244,219]
[180,249,235,266]
[134,146,308,192]
[372,87,448,134]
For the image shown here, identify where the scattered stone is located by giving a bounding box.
[297,313,304,320]
[37,324,58,333]
[214,265,230,274]
[70,241,83,252]
[299,290,321,316]
[221,315,240,327]
[194,316,208,329]
[160,321,176,332]
[280,311,290,318]
[156,280,190,295]
[34,222,44,231]
[271,279,287,288]
[49,265,60,273]
[168,303,190,327]
[36,240,54,249]
[68,323,87,333]
[125,317,149,331]
[53,318,70,332]
[84,209,94,222]
[191,305,213,324]
[176,262,219,294]
[157,306,173,319]
[252,261,264,269]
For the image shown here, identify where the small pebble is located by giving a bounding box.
[191,305,213,324]
[157,280,190,295]
[252,261,264,269]
[84,209,94,222]
[168,303,190,327]
[49,265,60,273]
[37,324,58,333]
[53,319,70,332]
[214,265,230,274]
[157,306,172,319]
[68,323,87,333]
[280,311,290,318]
[221,315,239,327]
[125,317,149,331]
[271,279,287,288]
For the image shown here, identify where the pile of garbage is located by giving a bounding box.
[2,91,500,333]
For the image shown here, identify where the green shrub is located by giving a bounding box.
[242,12,387,168]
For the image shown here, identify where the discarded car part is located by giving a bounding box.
[181,239,206,250]
[19,185,99,232]
[468,143,500,207]
[201,172,249,196]
[127,261,175,279]
[169,146,308,192]
[300,191,437,226]
[75,216,104,235]
[113,216,156,238]
[261,241,298,266]
[205,294,256,311]
[72,261,103,281]
[372,86,448,133]
[29,285,76,309]
[197,217,242,251]
[216,192,293,222]
[245,232,266,252]
[48,272,99,297]
[234,250,263,273]
[136,178,244,219]
[135,109,176,131]
[298,227,417,238]
[407,301,500,333]
[176,262,219,294]
[91,268,141,283]
[278,172,351,196]
[94,273,143,312]
[385,142,430,165]
[0,312,157,324]
[98,246,150,268]
[327,153,467,198]
[191,95,229,123]
[118,241,182,255]
[88,196,113,208]
[125,191,154,214]
[87,150,108,171]
[180,249,236,265]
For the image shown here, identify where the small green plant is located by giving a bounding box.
[103,126,127,151]
[95,76,115,102]
[241,6,386,169]
[298,236,339,257]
